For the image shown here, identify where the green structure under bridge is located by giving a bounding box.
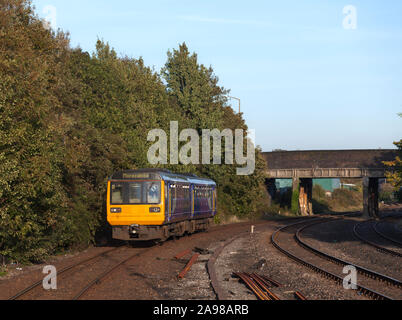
[275,179,341,193]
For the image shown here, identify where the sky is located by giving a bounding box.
[32,0,402,151]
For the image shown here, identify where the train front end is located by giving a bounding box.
[107,170,166,241]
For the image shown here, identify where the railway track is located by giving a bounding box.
[207,220,311,300]
[353,220,402,258]
[72,247,152,300]
[8,246,123,300]
[272,217,402,300]
[8,244,156,300]
[297,219,402,288]
[7,220,269,300]
[374,221,402,247]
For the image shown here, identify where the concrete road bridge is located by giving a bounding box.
[262,149,398,218]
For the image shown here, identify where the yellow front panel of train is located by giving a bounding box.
[107,180,165,226]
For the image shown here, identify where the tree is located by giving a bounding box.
[162,43,269,219]
[162,43,227,130]
[384,114,402,201]
[0,4,271,262]
[384,140,402,188]
[0,0,70,262]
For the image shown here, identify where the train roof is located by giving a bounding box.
[110,169,216,186]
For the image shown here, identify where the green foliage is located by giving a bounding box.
[0,2,269,263]
[161,42,268,220]
[312,185,362,213]
[291,189,300,215]
[383,114,401,196]
[379,183,396,203]
[396,188,402,202]
[0,267,7,277]
[384,139,402,193]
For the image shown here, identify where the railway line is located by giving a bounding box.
[374,221,402,247]
[8,246,123,300]
[207,219,311,301]
[353,220,402,257]
[4,213,402,301]
[271,217,402,300]
[72,247,153,300]
[8,245,153,300]
[6,220,269,300]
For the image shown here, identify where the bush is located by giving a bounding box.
[331,188,362,208]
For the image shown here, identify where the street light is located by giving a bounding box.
[227,96,241,114]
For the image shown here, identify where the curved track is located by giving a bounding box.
[272,217,402,300]
[353,220,402,258]
[374,221,402,247]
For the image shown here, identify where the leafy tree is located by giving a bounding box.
[162,43,269,219]
[162,43,226,130]
[0,0,69,262]
[384,114,402,201]
[0,3,271,263]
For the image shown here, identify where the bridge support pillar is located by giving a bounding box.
[299,178,313,216]
[291,178,313,216]
[265,179,277,206]
[291,178,300,215]
[363,177,379,218]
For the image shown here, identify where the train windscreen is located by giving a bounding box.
[110,181,161,205]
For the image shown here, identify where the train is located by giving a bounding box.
[107,169,217,241]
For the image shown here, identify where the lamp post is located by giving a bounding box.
[228,96,241,114]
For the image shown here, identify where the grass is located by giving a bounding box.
[0,268,7,277]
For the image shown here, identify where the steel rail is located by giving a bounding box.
[353,220,402,258]
[257,274,282,288]
[174,249,192,260]
[373,221,402,248]
[296,220,402,288]
[178,253,200,279]
[294,291,307,300]
[247,273,281,300]
[271,218,394,300]
[233,272,271,300]
[72,248,151,300]
[8,246,122,300]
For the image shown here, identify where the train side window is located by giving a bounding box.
[207,189,213,210]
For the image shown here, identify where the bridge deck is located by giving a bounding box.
[263,149,397,178]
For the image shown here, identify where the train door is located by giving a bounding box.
[190,184,195,218]
[165,182,171,222]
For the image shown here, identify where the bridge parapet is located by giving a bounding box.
[266,168,387,179]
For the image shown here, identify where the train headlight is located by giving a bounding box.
[110,208,122,213]
[149,207,161,213]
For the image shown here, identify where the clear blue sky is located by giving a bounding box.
[32,0,402,151]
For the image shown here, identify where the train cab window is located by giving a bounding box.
[111,183,124,204]
[145,182,161,204]
[110,181,161,205]
[128,183,142,204]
